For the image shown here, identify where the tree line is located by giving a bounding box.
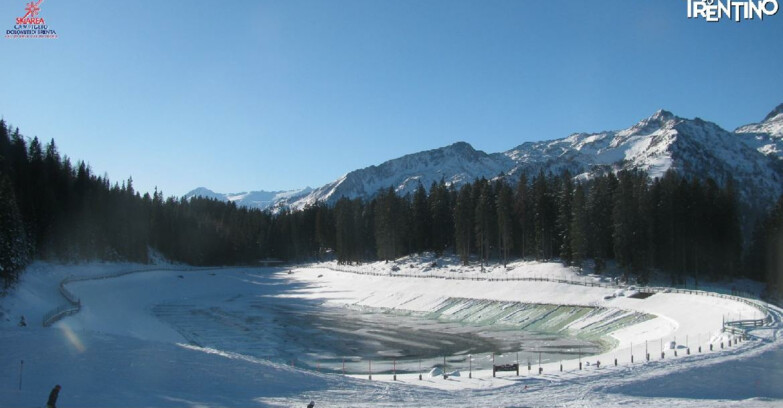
[329,172,744,283]
[1,120,781,296]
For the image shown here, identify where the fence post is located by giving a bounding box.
[18,360,23,391]
[443,356,447,379]
[538,351,541,373]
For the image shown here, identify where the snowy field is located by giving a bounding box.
[0,258,781,407]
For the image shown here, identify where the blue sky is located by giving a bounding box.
[1,1,781,197]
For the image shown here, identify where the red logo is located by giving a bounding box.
[6,0,57,39]
[17,1,45,25]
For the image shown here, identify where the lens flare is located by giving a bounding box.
[58,324,86,353]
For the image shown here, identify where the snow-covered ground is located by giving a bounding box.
[0,259,781,407]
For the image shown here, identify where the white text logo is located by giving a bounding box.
[686,0,779,22]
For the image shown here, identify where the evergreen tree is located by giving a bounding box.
[569,183,588,268]
[411,183,432,253]
[0,175,31,286]
[587,173,616,271]
[474,180,496,267]
[429,180,453,255]
[746,194,783,294]
[374,187,408,261]
[334,197,360,264]
[454,183,474,265]
[612,171,649,279]
[314,202,335,260]
[556,171,574,262]
[532,171,555,259]
[514,174,534,258]
[495,180,514,266]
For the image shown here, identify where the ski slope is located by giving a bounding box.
[1,260,781,407]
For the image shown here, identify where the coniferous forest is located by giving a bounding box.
[1,120,781,296]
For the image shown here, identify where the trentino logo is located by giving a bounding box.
[686,0,779,22]
[5,0,58,39]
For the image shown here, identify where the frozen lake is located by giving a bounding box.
[148,272,649,374]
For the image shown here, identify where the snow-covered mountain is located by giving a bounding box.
[503,109,681,180]
[189,103,783,211]
[184,187,313,210]
[734,103,783,159]
[281,141,515,210]
[499,108,782,206]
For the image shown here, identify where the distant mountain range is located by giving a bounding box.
[186,103,783,212]
[184,187,313,210]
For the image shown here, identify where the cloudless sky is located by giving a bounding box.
[1,0,781,197]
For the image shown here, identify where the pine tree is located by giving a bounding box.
[374,187,407,261]
[429,180,453,255]
[454,183,474,265]
[532,171,555,259]
[587,173,616,271]
[495,181,514,266]
[334,197,357,264]
[570,183,588,268]
[746,194,783,293]
[613,171,634,277]
[556,171,574,263]
[411,183,432,253]
[314,202,335,260]
[0,175,30,286]
[474,181,495,267]
[514,174,534,258]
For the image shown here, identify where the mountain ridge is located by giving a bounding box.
[187,104,783,212]
[184,187,313,210]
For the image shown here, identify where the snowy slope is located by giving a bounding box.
[503,109,679,179]
[735,103,783,160]
[191,103,783,211]
[664,114,782,205]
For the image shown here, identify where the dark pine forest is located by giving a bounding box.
[1,120,781,297]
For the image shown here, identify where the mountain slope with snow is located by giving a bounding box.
[191,103,783,211]
[735,103,783,160]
